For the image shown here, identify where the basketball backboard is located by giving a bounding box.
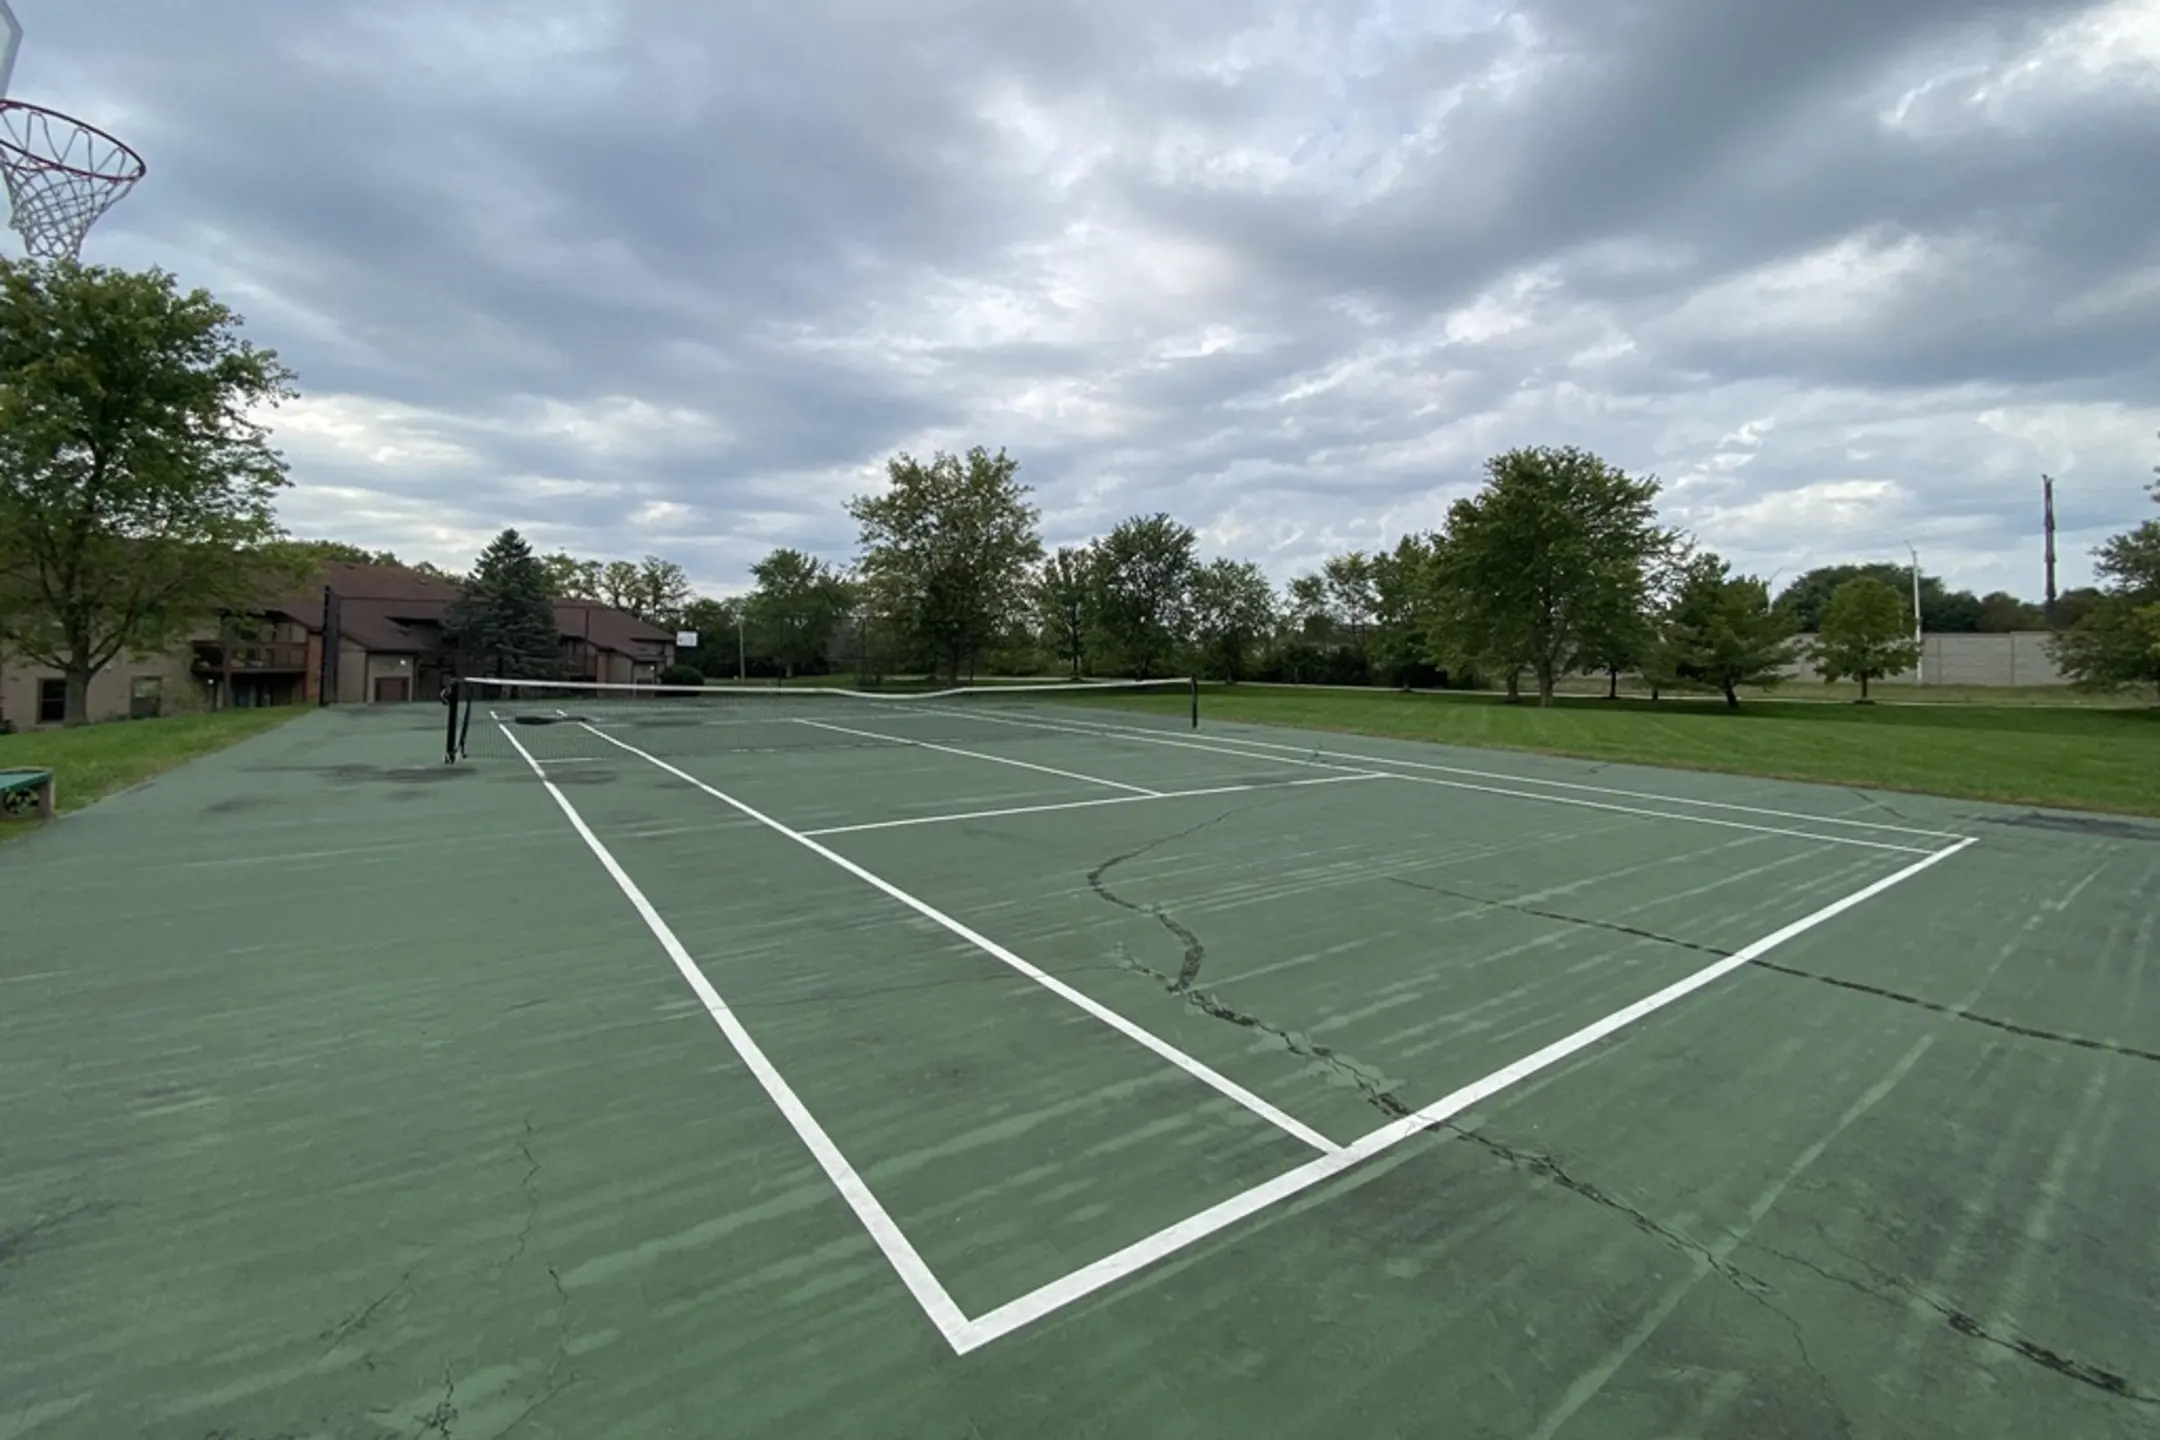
[0,2,20,98]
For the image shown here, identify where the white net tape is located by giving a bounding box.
[0,103,144,261]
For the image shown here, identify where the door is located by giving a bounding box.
[372,675,411,704]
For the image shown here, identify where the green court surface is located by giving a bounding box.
[3,696,2158,1439]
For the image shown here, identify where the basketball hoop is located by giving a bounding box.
[0,98,144,261]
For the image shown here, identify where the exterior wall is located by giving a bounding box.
[1785,631,2065,687]
[0,648,203,730]
[335,639,370,704]
[363,652,421,703]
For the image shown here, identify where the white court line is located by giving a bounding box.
[802,773,1382,838]
[916,703,1964,840]
[493,724,972,1349]
[791,718,1164,797]
[1155,728,1965,840]
[949,834,1980,1353]
[580,724,1341,1156]
[900,705,1946,856]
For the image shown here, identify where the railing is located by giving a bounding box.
[193,640,310,671]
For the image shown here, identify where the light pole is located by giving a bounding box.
[736,608,746,682]
[1905,544,1923,685]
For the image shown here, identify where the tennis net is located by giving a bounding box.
[447,676,1201,763]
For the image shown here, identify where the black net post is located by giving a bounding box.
[318,585,341,705]
[442,680,462,763]
[1189,676,1200,729]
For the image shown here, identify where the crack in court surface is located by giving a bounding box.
[1084,810,1240,992]
[1086,806,1417,1118]
[1746,1238,2157,1406]
[1383,876,2160,1067]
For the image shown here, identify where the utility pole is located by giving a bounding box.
[2042,474,2058,626]
[737,607,746,682]
[1906,544,1923,685]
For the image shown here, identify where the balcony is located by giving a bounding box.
[193,639,310,673]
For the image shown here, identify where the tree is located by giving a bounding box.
[1189,558,1277,683]
[1976,591,2043,632]
[847,446,1043,684]
[745,548,852,679]
[1092,513,1198,678]
[446,529,561,679]
[631,556,693,627]
[539,551,602,601]
[0,260,300,724]
[1773,563,1974,633]
[289,539,401,567]
[2050,493,2160,696]
[2050,601,2160,697]
[1651,554,1799,709]
[1439,446,1674,705]
[1812,577,1922,700]
[598,560,643,613]
[1368,535,1441,687]
[1034,546,1096,680]
[1322,552,1379,658]
[678,595,746,678]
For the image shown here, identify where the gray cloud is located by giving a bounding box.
[12,0,2156,597]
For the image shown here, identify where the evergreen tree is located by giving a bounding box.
[448,529,561,679]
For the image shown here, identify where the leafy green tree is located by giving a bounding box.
[539,551,602,600]
[1976,591,2043,632]
[1284,572,1332,641]
[847,446,1043,684]
[677,595,740,675]
[745,548,852,679]
[0,260,300,723]
[1091,513,1198,678]
[2050,602,2160,696]
[1650,554,1799,709]
[632,557,694,627]
[2050,494,2160,695]
[287,539,402,567]
[1322,551,1379,658]
[1189,558,1277,683]
[446,529,561,679]
[1772,563,1975,632]
[1438,446,1673,705]
[1812,577,1922,699]
[1034,545,1096,680]
[1369,535,1442,686]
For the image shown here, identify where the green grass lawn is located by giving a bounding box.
[0,708,306,833]
[1159,685,2160,817]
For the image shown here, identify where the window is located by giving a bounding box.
[37,678,64,724]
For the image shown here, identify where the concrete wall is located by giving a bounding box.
[1786,631,2064,687]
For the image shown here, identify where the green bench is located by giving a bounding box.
[0,767,56,820]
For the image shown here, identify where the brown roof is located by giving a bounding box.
[254,563,670,658]
[553,602,675,655]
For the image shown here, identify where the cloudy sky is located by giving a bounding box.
[16,0,2160,600]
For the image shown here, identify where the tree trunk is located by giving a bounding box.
[1536,662,1557,707]
[1860,673,1870,700]
[1722,681,1740,710]
[64,662,95,726]
[1607,665,1620,700]
[1504,670,1521,704]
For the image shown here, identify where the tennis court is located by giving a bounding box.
[4,683,2156,1439]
